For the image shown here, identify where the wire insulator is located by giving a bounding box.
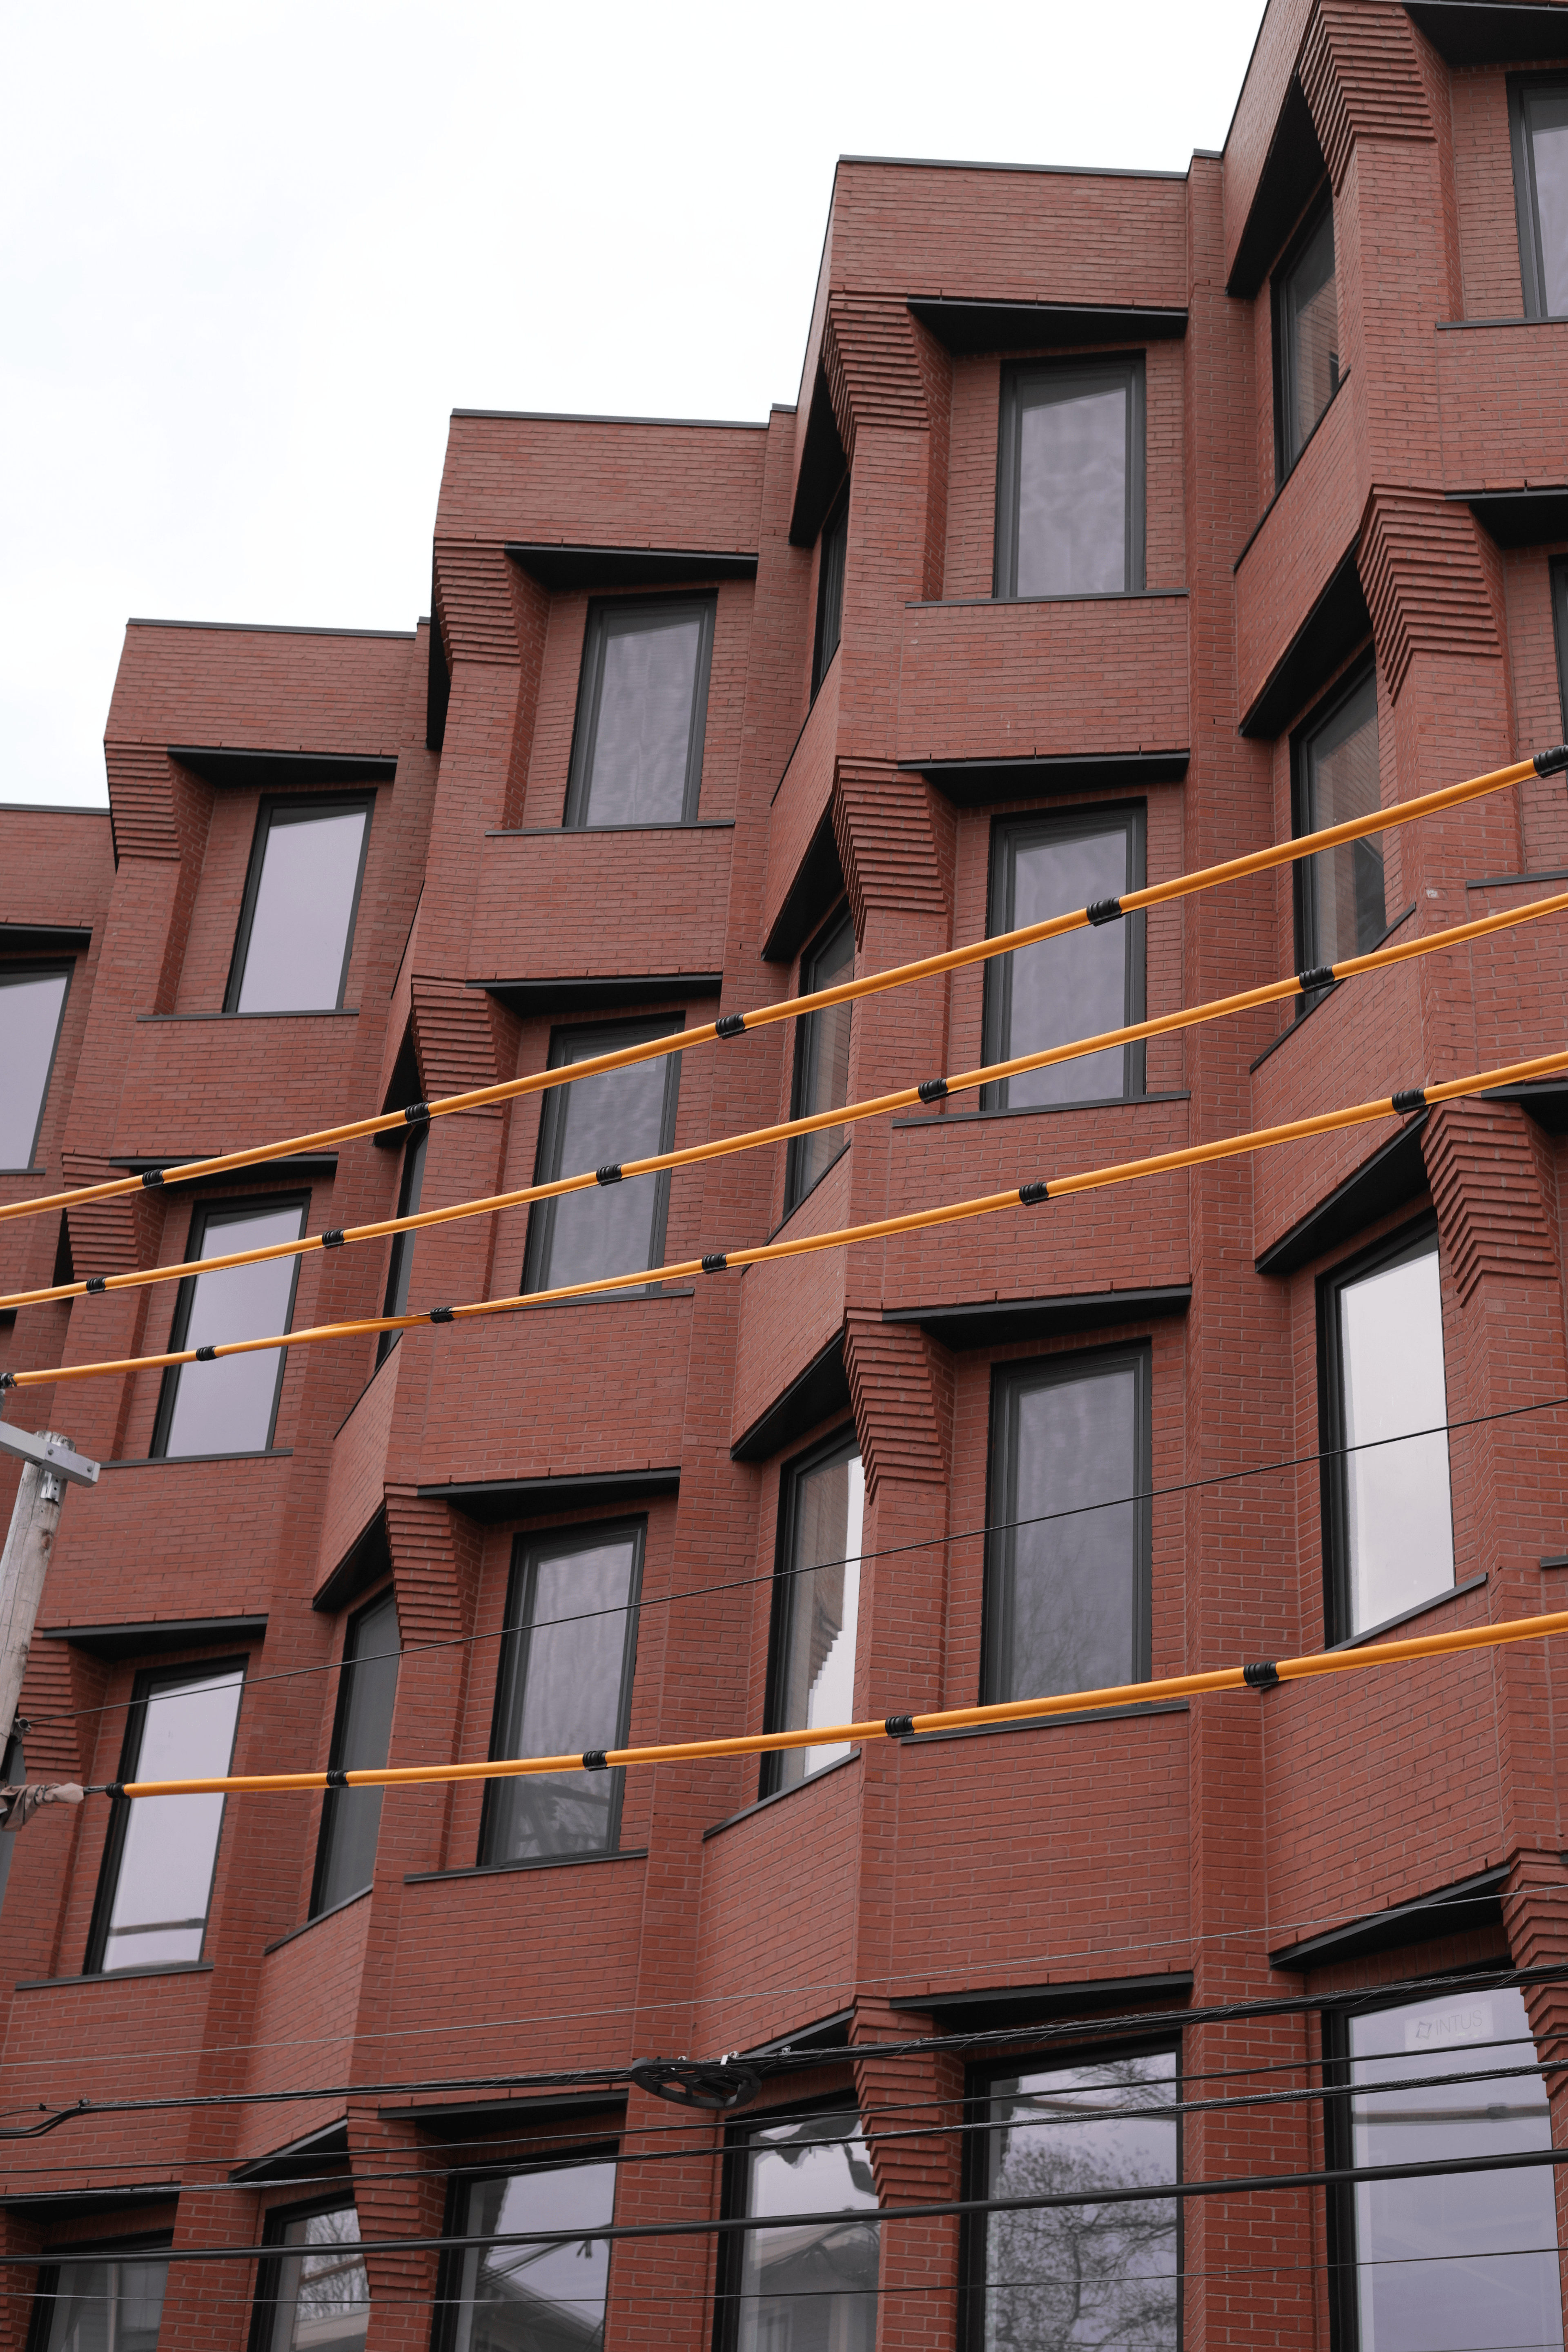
[1243,1661,1280,1690]
[86,1276,107,1295]
[1392,1087,1428,1115]
[321,1230,346,1248]
[701,1253,728,1274]
[403,1101,431,1126]
[429,1306,455,1324]
[194,1345,218,1362]
[582,1750,608,1772]
[1086,897,1123,927]
[1534,744,1568,777]
[715,1013,746,1040]
[141,1168,165,1188]
[884,1714,916,1740]
[1019,1181,1050,1207]
[918,1078,949,1103]
[1297,965,1336,993]
[596,1165,624,1186]
[325,1769,349,1789]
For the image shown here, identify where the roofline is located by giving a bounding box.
[449,407,768,430]
[0,800,111,816]
[125,618,417,639]
[1220,0,1283,162]
[833,149,1192,181]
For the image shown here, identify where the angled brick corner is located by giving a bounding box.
[831,762,954,939]
[1299,0,1434,189]
[1357,487,1501,701]
[822,294,934,460]
[408,975,508,1103]
[845,1311,950,1495]
[1423,1099,1558,1302]
[433,538,530,668]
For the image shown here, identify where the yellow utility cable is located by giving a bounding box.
[4,885,1564,1320]
[1,744,1561,1235]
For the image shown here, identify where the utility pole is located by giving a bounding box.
[0,1425,98,1862]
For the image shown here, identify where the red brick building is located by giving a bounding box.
[4,1,1568,2345]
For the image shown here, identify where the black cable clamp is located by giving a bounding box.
[0,1373,14,1392]
[1298,965,1335,994]
[1086,897,1123,927]
[403,1101,431,1126]
[141,1168,165,1188]
[884,1714,916,1740]
[86,1276,107,1295]
[1534,743,1568,777]
[1019,1181,1050,1207]
[701,1253,728,1274]
[1392,1087,1428,1115]
[596,1164,624,1186]
[582,1750,608,1772]
[325,1769,349,1789]
[194,1346,218,1362]
[918,1077,949,1103]
[429,1305,455,1323]
[1243,1661,1280,1690]
[106,1782,126,1802]
[715,1013,747,1039]
[321,1229,346,1248]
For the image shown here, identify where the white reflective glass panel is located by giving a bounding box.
[453,2162,616,2352]
[737,2110,878,2352]
[775,1449,864,1790]
[997,826,1131,1107]
[1526,89,1568,316]
[1339,1240,1454,1633]
[41,2257,168,2352]
[1016,383,1127,597]
[584,614,702,825]
[160,1203,305,1458]
[0,969,68,1167]
[101,1669,242,1970]
[236,808,368,1013]
[266,2208,369,2352]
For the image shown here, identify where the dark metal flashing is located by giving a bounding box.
[1454,486,1568,548]
[740,2009,855,2061]
[107,1152,338,1183]
[0,2185,177,2220]
[901,750,1189,807]
[1240,545,1373,740]
[379,2091,626,2134]
[907,298,1187,355]
[0,923,92,952]
[1482,1077,1568,1133]
[168,747,399,790]
[906,1698,1189,1746]
[1405,0,1568,61]
[730,1333,851,1464]
[39,1614,267,1662]
[882,1286,1191,1353]
[451,406,766,429]
[893,1090,1190,1129]
[488,820,736,836]
[313,1510,392,1614]
[405,1848,648,1883]
[789,365,849,549]
[229,2120,349,2183]
[99,1449,293,1469]
[471,973,723,1017]
[761,809,846,963]
[702,1748,862,1840]
[129,620,415,639]
[415,1467,681,1525]
[1330,1572,1488,1653]
[1255,1115,1430,1277]
[506,542,758,591]
[1271,1866,1511,1972]
[262,1888,372,1955]
[888,1970,1194,2029]
[1227,78,1328,299]
[427,594,450,755]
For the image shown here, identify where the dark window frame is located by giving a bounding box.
[994,355,1147,602]
[477,1518,646,1867]
[759,1423,862,1801]
[1271,185,1338,486]
[784,902,855,1214]
[1551,557,1568,735]
[981,1340,1154,1706]
[309,1584,400,1919]
[980,803,1147,1110]
[26,2234,174,2352]
[712,2089,869,2352]
[521,1018,684,1295]
[430,2138,621,2352]
[84,1655,248,1976]
[1290,658,1381,1006]
[1509,72,1568,320]
[150,1190,310,1460]
[223,794,374,1015]
[959,2035,1183,2352]
[375,1123,428,1368]
[0,959,73,1173]
[1316,1212,1447,1647]
[563,593,717,829]
[811,482,850,700]
[245,2192,366,2352]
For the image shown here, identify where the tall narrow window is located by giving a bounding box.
[984,1348,1151,1705]
[784,907,855,1212]
[967,2049,1179,2347]
[227,798,371,1014]
[481,1525,643,1865]
[1321,1222,1454,1641]
[1294,669,1384,988]
[981,809,1145,1110]
[996,358,1146,600]
[718,2107,878,2352]
[447,2157,617,2352]
[1274,198,1339,479]
[1552,556,1568,730]
[1511,77,1568,319]
[87,1664,244,1973]
[763,1434,864,1797]
[523,1019,683,1295]
[255,2206,370,2352]
[311,1590,400,1917]
[33,2249,169,2352]
[375,1124,428,1369]
[152,1197,308,1459]
[564,598,715,827]
[1328,1986,1563,2352]
[812,487,849,697]
[0,965,69,1170]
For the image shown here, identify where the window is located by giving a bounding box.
[311,1590,400,1917]
[443,2157,617,2352]
[32,2247,169,2352]
[0,965,69,1170]
[522,1020,682,1295]
[812,486,849,698]
[1326,1986,1563,2352]
[1273,196,1339,480]
[981,808,1146,1110]
[1552,557,1568,731]
[375,1124,428,1369]
[86,1664,244,1973]
[762,1433,864,1798]
[984,1348,1151,1706]
[1293,668,1383,991]
[784,907,855,1212]
[253,2205,370,2352]
[480,1524,643,1865]
[965,2048,1178,2350]
[227,797,372,1015]
[1511,76,1568,319]
[564,597,715,828]
[151,1196,309,1459]
[717,2105,878,2352]
[995,358,1146,600]
[1321,1221,1454,1642]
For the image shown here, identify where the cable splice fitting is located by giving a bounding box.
[0,1372,14,1391]
[107,1782,126,1802]
[429,1306,455,1324]
[1086,896,1123,927]
[1534,743,1568,777]
[141,1168,165,1188]
[321,1229,346,1248]
[325,1769,349,1789]
[701,1253,728,1274]
[918,1077,949,1103]
[194,1345,218,1362]
[596,1164,623,1186]
[715,1013,746,1040]
[1019,1181,1050,1207]
[1392,1087,1428,1116]
[582,1750,608,1772]
[1243,1661,1281,1690]
[86,1276,107,1295]
[1298,965,1336,994]
[403,1101,431,1126]
[884,1714,916,1740]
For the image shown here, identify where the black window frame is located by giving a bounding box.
[759,1424,863,1801]
[811,481,850,700]
[1316,1213,1450,1647]
[980,803,1147,1110]
[477,1518,646,1867]
[1271,186,1339,486]
[521,1018,683,1296]
[959,2035,1183,2352]
[84,1654,248,1976]
[994,355,1147,602]
[1509,72,1568,320]
[246,2192,368,2352]
[150,1190,310,1460]
[981,1340,1154,1706]
[0,959,73,1173]
[713,2090,873,2352]
[1290,658,1382,1006]
[26,2233,173,2352]
[430,2138,621,2352]
[563,593,717,830]
[375,1122,428,1369]
[1551,556,1568,734]
[309,1584,400,1919]
[783,902,855,1215]
[223,793,374,1015]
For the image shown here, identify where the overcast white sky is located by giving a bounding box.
[0,0,1265,809]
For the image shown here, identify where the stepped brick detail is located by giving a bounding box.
[104,743,181,862]
[408,974,505,1102]
[1357,487,1501,700]
[433,538,525,668]
[832,762,954,935]
[821,294,934,457]
[60,1155,160,1278]
[845,1311,950,1494]
[1299,0,1434,188]
[1423,1100,1558,1303]
[383,1491,484,1650]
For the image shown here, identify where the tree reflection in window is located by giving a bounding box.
[732,2107,879,2352]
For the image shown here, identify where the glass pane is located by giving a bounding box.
[314,1592,400,1914]
[1285,207,1339,457]
[376,1125,428,1367]
[1350,1989,1563,2352]
[267,2208,370,2352]
[236,808,368,1014]
[529,1031,677,1293]
[982,2053,1178,2351]
[776,1449,865,1791]
[0,970,68,1167]
[453,2161,616,2352]
[997,1365,1138,1701]
[1016,382,1127,597]
[1304,676,1384,964]
[793,916,855,1199]
[486,1535,638,1861]
[1340,1241,1454,1632]
[161,1204,305,1458]
[102,1670,243,1971]
[737,2109,879,2352]
[584,613,702,826]
[43,2257,168,2352]
[815,502,849,689]
[998,826,1131,1107]
[1527,90,1568,316]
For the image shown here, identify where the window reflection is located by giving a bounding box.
[1516,80,1568,318]
[155,1200,307,1459]
[1297,671,1384,974]
[997,362,1144,600]
[263,2207,370,2352]
[312,1590,400,1915]
[38,2254,168,2352]
[452,2161,616,2352]
[982,813,1144,1110]
[1332,1230,1454,1636]
[0,966,69,1168]
[522,1021,682,1295]
[93,1668,243,1973]
[767,1440,864,1794]
[232,801,369,1015]
[733,2109,878,2352]
[566,601,714,828]
[785,910,855,1212]
[1278,203,1339,473]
